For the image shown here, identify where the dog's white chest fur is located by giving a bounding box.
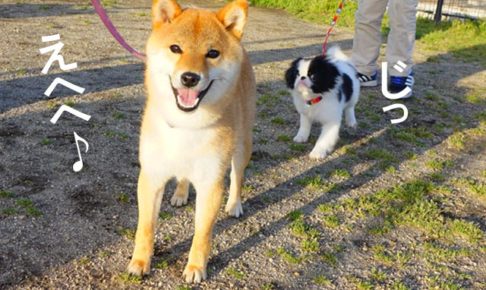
[139,114,223,185]
[292,91,342,124]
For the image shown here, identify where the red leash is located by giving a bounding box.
[322,0,345,55]
[91,0,146,61]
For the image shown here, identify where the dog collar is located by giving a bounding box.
[306,96,323,106]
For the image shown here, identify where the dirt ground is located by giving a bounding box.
[1,0,485,289]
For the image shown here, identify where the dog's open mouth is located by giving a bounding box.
[172,81,214,112]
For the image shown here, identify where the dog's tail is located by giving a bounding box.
[327,46,349,61]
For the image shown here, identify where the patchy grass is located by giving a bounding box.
[112,111,126,120]
[1,208,17,216]
[296,175,336,192]
[287,210,303,221]
[301,237,320,253]
[271,117,286,125]
[261,283,276,290]
[416,19,486,65]
[325,178,485,250]
[276,134,291,142]
[425,159,454,171]
[446,132,466,150]
[257,94,278,106]
[0,190,15,198]
[117,273,141,285]
[101,0,118,8]
[117,228,135,240]
[289,143,307,152]
[276,247,303,264]
[104,130,129,141]
[252,0,358,27]
[16,198,42,217]
[322,214,340,228]
[313,275,332,286]
[330,168,351,179]
[63,100,76,107]
[117,192,129,203]
[159,211,173,221]
[321,251,337,267]
[363,147,396,168]
[40,137,53,146]
[154,259,169,270]
[453,177,486,199]
[225,267,245,280]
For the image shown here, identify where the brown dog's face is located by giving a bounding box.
[146,0,248,112]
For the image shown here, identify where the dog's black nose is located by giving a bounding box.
[300,76,306,80]
[181,72,201,88]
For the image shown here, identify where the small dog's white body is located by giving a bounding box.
[287,47,360,159]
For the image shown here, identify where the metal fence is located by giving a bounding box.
[418,0,486,22]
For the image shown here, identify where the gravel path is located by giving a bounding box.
[1,1,485,289]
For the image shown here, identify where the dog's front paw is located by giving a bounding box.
[127,258,151,276]
[183,264,207,283]
[309,149,329,159]
[225,200,243,218]
[293,134,308,143]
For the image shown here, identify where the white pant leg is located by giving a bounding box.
[387,0,418,76]
[351,0,388,76]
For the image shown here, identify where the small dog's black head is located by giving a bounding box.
[285,55,339,95]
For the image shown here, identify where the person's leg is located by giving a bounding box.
[387,0,418,77]
[351,0,388,82]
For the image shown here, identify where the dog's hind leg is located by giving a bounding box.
[171,178,189,207]
[344,106,357,128]
[309,121,341,159]
[128,170,168,276]
[225,138,251,218]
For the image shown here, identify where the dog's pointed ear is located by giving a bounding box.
[152,0,182,27]
[217,0,249,40]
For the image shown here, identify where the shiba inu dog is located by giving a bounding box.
[127,0,255,283]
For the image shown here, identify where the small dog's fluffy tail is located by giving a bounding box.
[327,46,349,61]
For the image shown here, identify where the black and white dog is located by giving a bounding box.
[285,46,360,159]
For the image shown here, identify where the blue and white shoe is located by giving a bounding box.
[389,72,414,98]
[357,71,378,87]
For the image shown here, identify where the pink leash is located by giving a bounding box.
[91,0,146,61]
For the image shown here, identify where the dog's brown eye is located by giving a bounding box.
[206,49,220,59]
[170,45,182,54]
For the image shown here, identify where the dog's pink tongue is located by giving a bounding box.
[177,88,199,107]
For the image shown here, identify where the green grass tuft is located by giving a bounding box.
[289,143,307,152]
[313,275,331,286]
[330,168,351,179]
[117,192,130,203]
[271,117,286,125]
[225,267,245,280]
[155,259,169,270]
[159,211,173,220]
[276,247,302,264]
[117,273,141,284]
[0,190,15,198]
[41,138,53,145]
[276,134,291,142]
